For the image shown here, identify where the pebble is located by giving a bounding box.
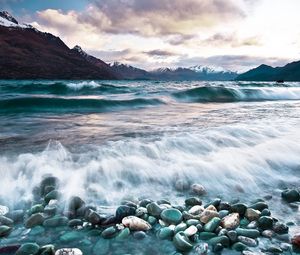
[43,216,68,228]
[258,216,274,230]
[115,205,136,222]
[0,205,9,216]
[227,230,237,242]
[245,208,261,221]
[25,213,45,228]
[60,231,83,243]
[173,232,193,252]
[236,228,260,238]
[101,226,117,239]
[208,236,230,247]
[185,197,202,206]
[160,208,183,225]
[273,222,289,234]
[292,233,300,248]
[190,184,206,196]
[115,228,130,240]
[135,207,147,216]
[281,189,300,203]
[221,213,240,229]
[232,242,248,252]
[122,216,151,231]
[231,203,247,216]
[16,243,40,255]
[188,205,204,215]
[249,202,268,211]
[184,225,197,236]
[175,179,190,192]
[0,225,12,237]
[200,209,219,224]
[133,231,147,240]
[157,227,174,240]
[146,202,162,217]
[237,236,257,247]
[0,215,13,226]
[194,243,208,254]
[204,217,221,232]
[262,230,275,238]
[55,248,83,255]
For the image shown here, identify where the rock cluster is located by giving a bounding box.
[0,177,298,254]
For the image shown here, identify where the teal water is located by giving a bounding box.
[0,80,300,233]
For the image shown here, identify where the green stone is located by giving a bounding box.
[43,215,68,228]
[146,202,162,217]
[29,226,45,236]
[161,208,182,225]
[249,202,268,211]
[25,213,44,228]
[231,203,247,216]
[101,226,117,239]
[44,190,60,204]
[186,219,200,226]
[232,242,248,252]
[60,231,83,243]
[30,204,44,215]
[199,232,217,240]
[16,243,40,255]
[93,239,110,255]
[39,245,55,255]
[116,228,130,240]
[240,218,250,227]
[173,232,193,252]
[147,216,157,225]
[236,228,260,238]
[0,225,12,237]
[157,227,174,240]
[204,217,221,232]
[258,216,274,230]
[174,223,187,233]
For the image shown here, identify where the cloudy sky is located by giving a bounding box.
[3,0,300,71]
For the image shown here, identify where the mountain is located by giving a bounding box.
[236,61,300,81]
[0,11,117,79]
[109,62,152,80]
[151,66,238,81]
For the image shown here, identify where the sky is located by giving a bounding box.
[2,0,300,72]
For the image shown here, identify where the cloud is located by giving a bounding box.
[144,49,177,57]
[203,33,261,47]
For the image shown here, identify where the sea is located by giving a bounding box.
[0,80,299,253]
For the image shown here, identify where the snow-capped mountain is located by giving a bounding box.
[189,65,233,74]
[109,62,152,80]
[0,11,32,29]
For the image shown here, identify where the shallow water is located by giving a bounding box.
[0,80,299,235]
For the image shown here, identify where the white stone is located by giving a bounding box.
[55,248,83,255]
[221,213,240,229]
[135,207,147,216]
[188,205,204,215]
[0,205,9,216]
[122,216,152,231]
[184,225,198,236]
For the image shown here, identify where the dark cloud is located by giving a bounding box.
[144,49,177,57]
[203,33,261,47]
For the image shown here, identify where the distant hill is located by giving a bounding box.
[109,62,152,80]
[0,11,117,79]
[236,61,300,81]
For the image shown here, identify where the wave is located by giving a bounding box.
[172,86,300,102]
[0,96,164,113]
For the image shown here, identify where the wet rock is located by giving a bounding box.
[273,222,289,234]
[122,216,151,231]
[92,239,110,255]
[205,199,221,209]
[161,208,182,225]
[55,248,83,255]
[60,231,83,243]
[213,243,223,253]
[44,190,61,204]
[194,243,208,254]
[200,209,219,224]
[190,184,206,196]
[175,179,190,192]
[227,230,237,242]
[184,225,198,236]
[139,199,153,208]
[43,215,68,228]
[68,196,85,217]
[133,231,146,240]
[232,242,248,252]
[0,225,12,237]
[258,216,274,230]
[0,245,21,254]
[173,232,193,252]
[245,208,261,221]
[86,210,102,225]
[236,228,260,238]
[199,232,217,240]
[157,227,174,240]
[185,197,202,206]
[209,236,230,247]
[247,221,257,229]
[101,215,117,226]
[262,230,275,238]
[115,205,136,222]
[16,243,40,255]
[281,189,300,203]
[147,216,157,225]
[0,205,9,216]
[7,210,24,223]
[292,233,300,248]
[135,207,147,216]
[146,202,162,217]
[218,210,229,219]
[218,202,231,211]
[237,236,257,247]
[68,219,83,228]
[204,217,221,232]
[0,215,13,226]
[221,213,240,229]
[186,219,200,226]
[29,226,45,236]
[25,213,45,228]
[231,203,247,216]
[39,244,55,255]
[30,204,44,215]
[261,209,271,216]
[116,228,130,240]
[266,246,283,253]
[189,205,204,215]
[249,202,268,211]
[240,218,250,228]
[101,226,117,239]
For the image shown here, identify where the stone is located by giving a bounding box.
[157,227,174,240]
[0,225,12,237]
[146,202,162,217]
[25,213,45,228]
[0,215,13,226]
[173,232,193,252]
[205,199,221,208]
[60,231,83,243]
[204,217,221,232]
[262,230,275,238]
[0,245,21,254]
[281,189,300,203]
[115,205,136,222]
[174,223,187,233]
[39,244,55,255]
[44,190,61,204]
[0,205,9,216]
[292,233,300,248]
[240,218,250,227]
[147,216,157,225]
[115,228,130,240]
[200,209,219,224]
[247,221,258,229]
[92,239,110,255]
[184,225,198,236]
[208,236,230,247]
[273,222,289,234]
[186,219,200,226]
[266,246,283,253]
[161,208,182,225]
[30,204,44,215]
[249,202,268,211]
[231,203,247,216]
[133,231,146,240]
[258,216,274,230]
[237,236,257,247]
[175,179,190,192]
[218,202,231,211]
[135,207,147,216]
[236,228,260,238]
[7,210,24,222]
[245,208,261,221]
[199,232,217,240]
[185,197,202,206]
[86,210,102,225]
[227,230,237,242]
[101,226,117,239]
[232,242,248,252]
[55,248,83,255]
[213,243,223,253]
[261,209,271,216]
[190,184,206,196]
[68,196,85,216]
[68,219,83,228]
[221,213,240,229]
[188,205,204,215]
[206,205,217,211]
[40,176,59,196]
[139,199,153,208]
[43,215,68,228]
[29,226,45,236]
[122,216,151,231]
[16,243,40,255]
[194,243,208,255]
[218,210,229,219]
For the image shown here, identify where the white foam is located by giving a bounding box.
[65,81,101,90]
